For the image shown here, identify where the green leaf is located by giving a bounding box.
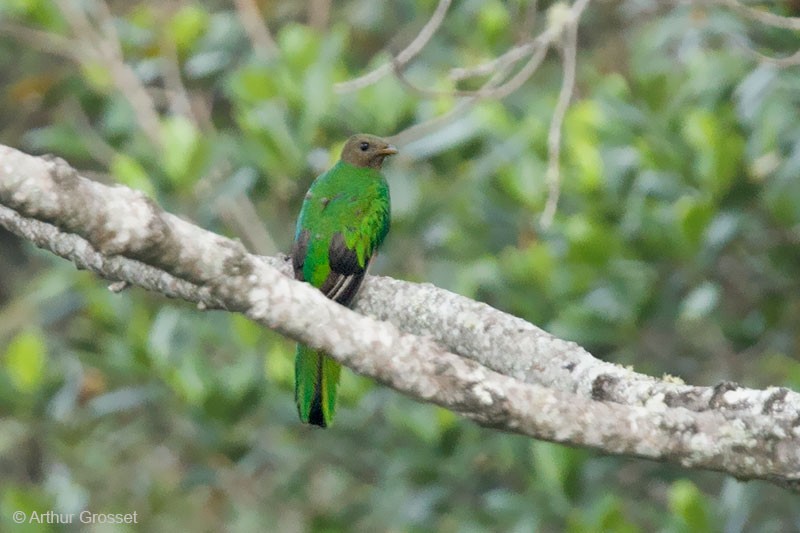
[478,1,511,44]
[264,341,293,389]
[566,99,602,137]
[675,194,713,249]
[111,153,155,196]
[668,479,712,533]
[566,100,604,192]
[1,485,56,533]
[170,352,206,405]
[386,400,442,445]
[530,440,589,509]
[23,125,88,160]
[1,0,39,15]
[565,215,616,265]
[4,330,46,393]
[231,314,260,348]
[567,493,641,533]
[501,243,554,286]
[278,24,321,70]
[160,115,201,185]
[570,137,604,192]
[682,108,743,198]
[80,61,114,93]
[168,4,209,52]
[228,63,280,104]
[1,0,59,25]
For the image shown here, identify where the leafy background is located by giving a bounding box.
[1,0,800,531]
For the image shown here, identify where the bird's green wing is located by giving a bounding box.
[292,162,390,304]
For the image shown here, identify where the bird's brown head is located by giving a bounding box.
[340,134,398,170]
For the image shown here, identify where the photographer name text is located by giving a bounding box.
[12,510,138,525]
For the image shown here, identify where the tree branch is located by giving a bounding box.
[539,0,584,228]
[1,144,799,491]
[233,0,279,57]
[716,0,800,31]
[56,0,163,145]
[334,0,452,93]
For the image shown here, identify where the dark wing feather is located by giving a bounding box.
[291,229,309,281]
[320,232,368,306]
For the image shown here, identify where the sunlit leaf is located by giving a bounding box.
[160,115,201,186]
[168,4,209,52]
[111,153,155,196]
[4,330,46,393]
[668,479,712,533]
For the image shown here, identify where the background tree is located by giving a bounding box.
[1,0,800,530]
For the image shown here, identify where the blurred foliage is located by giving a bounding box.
[1,0,800,530]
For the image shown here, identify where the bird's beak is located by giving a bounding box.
[378,145,398,156]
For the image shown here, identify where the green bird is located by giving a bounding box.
[291,133,397,427]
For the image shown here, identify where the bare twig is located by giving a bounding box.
[216,193,278,256]
[308,0,332,30]
[0,22,79,60]
[388,66,511,146]
[517,0,540,41]
[391,0,589,148]
[387,43,550,145]
[56,0,163,144]
[540,0,586,228]
[334,0,452,93]
[449,39,541,82]
[66,99,119,165]
[233,0,279,57]
[389,16,555,145]
[717,0,800,31]
[161,37,197,121]
[737,41,800,67]
[393,38,550,99]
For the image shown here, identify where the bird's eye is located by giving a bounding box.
[359,142,370,151]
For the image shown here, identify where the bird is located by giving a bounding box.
[291,133,397,427]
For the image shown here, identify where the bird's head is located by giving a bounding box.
[340,134,398,170]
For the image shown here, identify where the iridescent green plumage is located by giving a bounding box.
[291,134,395,427]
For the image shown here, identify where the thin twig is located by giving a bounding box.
[388,36,549,145]
[57,0,105,55]
[161,36,199,121]
[216,194,278,255]
[393,38,550,99]
[388,65,512,146]
[0,22,79,60]
[517,0,540,42]
[334,0,452,93]
[94,0,127,62]
[449,40,539,81]
[56,0,163,144]
[540,0,586,228]
[66,99,119,165]
[717,0,800,30]
[233,0,279,57]
[308,0,332,30]
[391,0,589,147]
[738,41,800,67]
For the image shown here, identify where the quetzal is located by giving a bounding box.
[291,133,397,427]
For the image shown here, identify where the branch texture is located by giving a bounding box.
[1,144,799,491]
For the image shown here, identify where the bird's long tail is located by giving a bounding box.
[294,344,341,427]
